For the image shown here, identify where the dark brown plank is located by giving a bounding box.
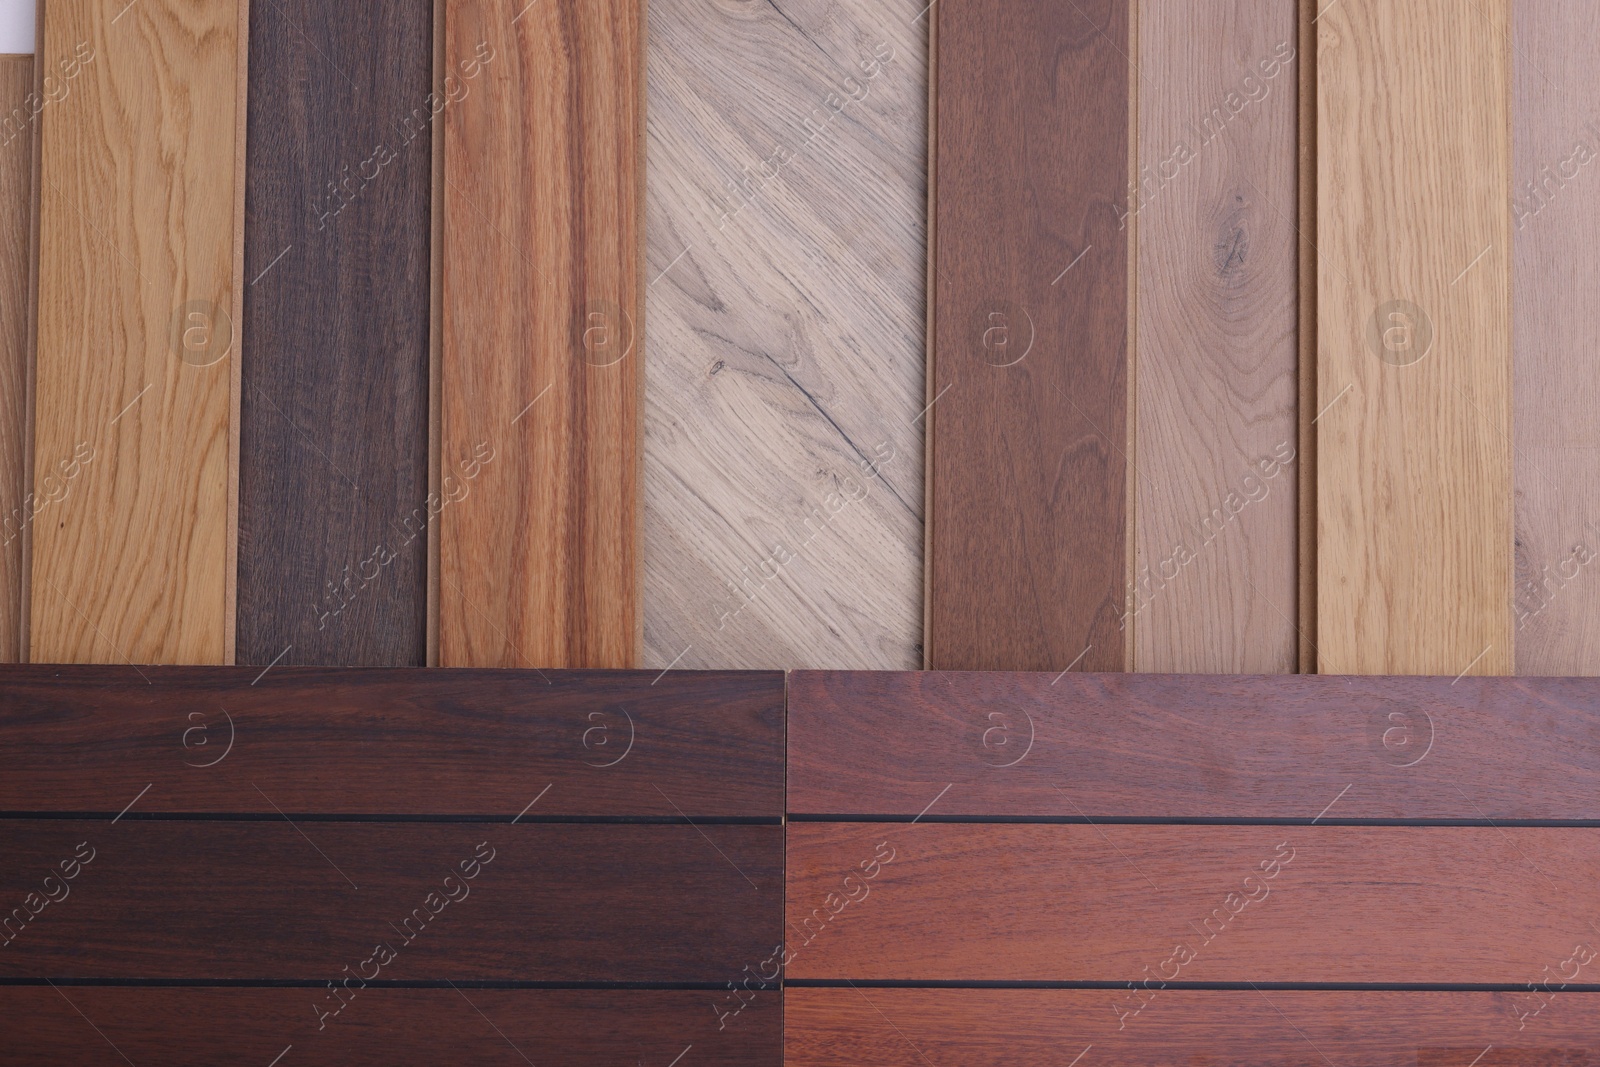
[0,821,779,980]
[788,671,1600,818]
[785,823,1600,982]
[786,989,1600,1065]
[925,0,1130,671]
[0,987,780,1065]
[237,0,433,666]
[0,666,783,817]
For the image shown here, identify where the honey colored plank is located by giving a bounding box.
[927,0,1130,671]
[0,53,30,662]
[29,0,243,665]
[1316,0,1512,675]
[1512,2,1600,675]
[440,0,642,669]
[1133,0,1298,673]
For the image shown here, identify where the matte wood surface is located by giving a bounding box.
[440,0,643,668]
[787,671,1600,818]
[1316,0,1513,675]
[785,822,1600,982]
[1133,0,1298,673]
[1512,2,1600,676]
[926,0,1130,671]
[0,55,29,663]
[642,0,924,671]
[0,821,780,980]
[0,988,780,1066]
[786,989,1600,1065]
[30,0,243,665]
[0,666,784,816]
[237,0,432,667]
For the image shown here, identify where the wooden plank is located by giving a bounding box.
[786,671,1600,818]
[439,0,642,668]
[29,0,243,665]
[1316,0,1512,675]
[0,820,780,980]
[926,0,1130,671]
[0,666,784,817]
[0,988,781,1066]
[784,822,1600,982]
[236,0,432,667]
[786,989,1600,1065]
[642,0,925,671]
[1132,0,1298,673]
[1512,2,1600,675]
[0,53,30,663]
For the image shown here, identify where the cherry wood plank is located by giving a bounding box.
[0,53,30,663]
[925,0,1130,671]
[787,670,1600,818]
[785,823,1600,983]
[0,666,783,817]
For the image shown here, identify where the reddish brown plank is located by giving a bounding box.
[787,670,1600,818]
[925,0,1130,671]
[0,666,782,817]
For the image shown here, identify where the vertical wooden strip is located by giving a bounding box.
[1132,0,1298,673]
[0,54,31,661]
[441,0,643,669]
[926,0,1130,672]
[1316,0,1512,676]
[1296,0,1317,671]
[30,0,243,665]
[1512,2,1600,675]
[236,0,432,667]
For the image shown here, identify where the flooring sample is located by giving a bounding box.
[1316,0,1512,675]
[1133,0,1298,673]
[786,989,1600,1065]
[787,671,1600,818]
[439,0,643,669]
[29,0,243,665]
[0,988,781,1066]
[0,54,30,663]
[643,0,925,671]
[1513,2,1600,675]
[926,0,1130,671]
[237,0,432,667]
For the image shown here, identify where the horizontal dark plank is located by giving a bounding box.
[786,989,1599,1065]
[0,987,779,1065]
[788,671,1600,818]
[0,821,779,981]
[0,666,782,816]
[785,823,1600,983]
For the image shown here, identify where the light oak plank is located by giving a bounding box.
[0,54,31,661]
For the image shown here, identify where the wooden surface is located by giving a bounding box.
[1316,0,1513,675]
[0,54,29,663]
[237,0,432,667]
[787,671,1600,817]
[0,666,784,816]
[1133,0,1298,673]
[0,988,780,1066]
[786,990,1600,1065]
[440,0,642,669]
[642,0,925,671]
[1513,1,1600,676]
[30,0,243,665]
[926,0,1130,671]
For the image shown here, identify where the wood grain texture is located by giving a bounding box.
[1512,2,1600,676]
[29,0,243,665]
[786,989,1600,1065]
[1133,0,1298,673]
[237,0,432,667]
[787,671,1600,818]
[927,0,1130,671]
[439,0,642,669]
[0,988,781,1066]
[0,54,30,663]
[1316,0,1512,675]
[642,0,925,671]
[0,666,784,817]
[785,822,1600,982]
